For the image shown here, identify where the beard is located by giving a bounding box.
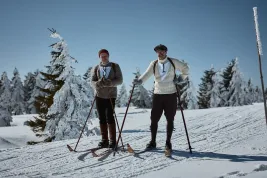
[158,54,166,60]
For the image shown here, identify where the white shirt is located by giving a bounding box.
[99,66,111,79]
[157,57,171,81]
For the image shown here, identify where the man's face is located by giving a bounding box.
[100,53,109,63]
[156,50,167,59]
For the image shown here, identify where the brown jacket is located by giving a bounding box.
[91,62,123,99]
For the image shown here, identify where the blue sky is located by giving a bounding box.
[0,0,266,92]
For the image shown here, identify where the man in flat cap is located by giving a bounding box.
[133,44,189,155]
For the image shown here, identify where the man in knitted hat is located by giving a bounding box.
[132,44,189,155]
[91,49,123,149]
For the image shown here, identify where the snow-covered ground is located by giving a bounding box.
[0,103,267,178]
[0,114,43,149]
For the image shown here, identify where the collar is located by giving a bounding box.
[158,56,168,64]
[100,61,110,67]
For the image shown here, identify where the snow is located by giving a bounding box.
[1,104,267,178]
[0,114,43,149]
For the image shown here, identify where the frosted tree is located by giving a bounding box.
[35,28,73,118]
[243,78,254,105]
[116,83,128,107]
[209,70,223,108]
[0,72,12,126]
[44,31,95,141]
[27,70,46,114]
[227,58,246,106]
[24,71,38,114]
[83,67,93,81]
[197,68,216,109]
[26,71,48,132]
[149,85,155,98]
[254,86,264,102]
[10,68,25,115]
[219,59,235,106]
[180,77,199,110]
[24,72,35,105]
[130,69,151,108]
[148,85,155,106]
[0,106,12,127]
[83,67,94,102]
[0,72,12,113]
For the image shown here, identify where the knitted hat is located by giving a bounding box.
[98,49,109,57]
[154,44,168,52]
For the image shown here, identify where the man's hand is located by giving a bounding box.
[132,78,142,85]
[95,78,105,90]
[102,78,113,87]
[173,77,188,89]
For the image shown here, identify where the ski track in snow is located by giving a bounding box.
[217,164,267,178]
[0,105,267,178]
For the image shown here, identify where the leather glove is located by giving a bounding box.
[173,77,187,89]
[132,78,142,85]
[173,77,180,85]
[102,78,113,87]
[95,78,105,90]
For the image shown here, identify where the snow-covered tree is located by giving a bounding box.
[130,70,151,108]
[83,67,93,81]
[0,72,12,126]
[0,106,12,127]
[44,31,95,141]
[24,71,38,114]
[197,68,216,109]
[24,72,35,104]
[83,67,94,101]
[149,85,155,98]
[10,68,25,115]
[243,78,254,105]
[116,83,128,107]
[26,71,48,132]
[180,77,199,110]
[227,58,246,106]
[148,85,155,107]
[35,28,70,118]
[219,59,235,107]
[0,72,12,113]
[209,70,223,108]
[254,86,264,103]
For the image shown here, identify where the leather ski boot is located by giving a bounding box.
[165,141,172,157]
[98,123,109,148]
[146,141,156,150]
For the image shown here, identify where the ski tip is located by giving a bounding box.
[126,143,135,154]
[67,145,74,152]
[165,149,172,157]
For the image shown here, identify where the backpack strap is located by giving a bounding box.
[94,65,99,79]
[110,62,116,75]
[167,57,176,80]
[153,60,158,75]
[153,58,176,79]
